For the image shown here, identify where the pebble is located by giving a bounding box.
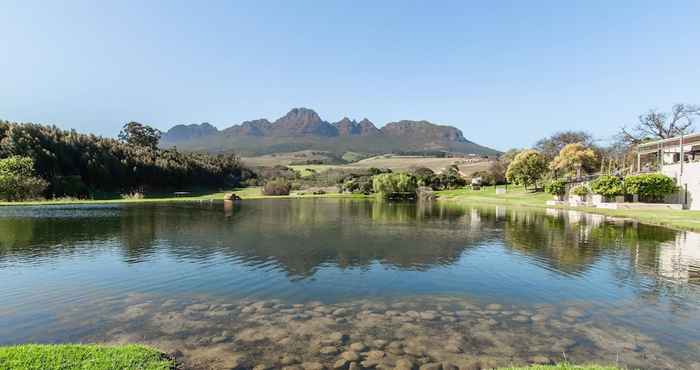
[372,339,388,349]
[441,362,457,370]
[321,346,339,355]
[419,363,442,370]
[350,342,367,352]
[348,362,360,370]
[419,312,437,320]
[303,362,326,370]
[333,308,349,316]
[280,355,301,365]
[333,359,349,369]
[512,315,530,322]
[341,351,360,361]
[254,364,273,370]
[395,359,414,370]
[485,304,503,310]
[365,350,385,360]
[187,303,210,311]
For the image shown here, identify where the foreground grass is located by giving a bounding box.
[0,344,621,370]
[0,344,173,370]
[438,186,700,232]
[498,365,620,370]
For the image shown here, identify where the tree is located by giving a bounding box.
[535,131,595,160]
[119,121,162,149]
[0,156,49,201]
[620,103,699,144]
[549,143,597,179]
[505,150,547,190]
[372,173,418,199]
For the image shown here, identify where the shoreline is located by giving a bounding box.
[1,185,699,233]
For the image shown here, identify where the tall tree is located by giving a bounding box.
[119,122,162,149]
[620,103,699,144]
[505,150,548,190]
[535,131,595,160]
[549,143,597,179]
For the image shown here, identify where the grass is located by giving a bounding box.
[0,187,366,207]
[0,344,174,370]
[497,365,620,370]
[437,185,700,232]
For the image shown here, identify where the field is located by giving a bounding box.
[283,155,494,177]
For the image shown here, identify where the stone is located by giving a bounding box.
[241,306,257,313]
[395,359,414,370]
[348,362,360,370]
[531,314,548,321]
[419,363,442,370]
[361,359,380,368]
[280,355,301,365]
[563,308,584,318]
[210,335,230,344]
[321,346,340,355]
[283,366,303,370]
[373,339,388,349]
[444,343,462,353]
[333,359,349,369]
[341,351,361,361]
[350,342,368,352]
[303,362,326,370]
[419,312,437,321]
[485,304,503,310]
[333,308,350,316]
[254,364,273,370]
[328,332,348,344]
[365,350,385,360]
[441,363,457,370]
[512,315,530,322]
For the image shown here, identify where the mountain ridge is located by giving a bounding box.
[162,107,499,156]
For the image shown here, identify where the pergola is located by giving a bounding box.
[636,132,700,174]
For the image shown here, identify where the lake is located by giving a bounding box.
[1,199,700,369]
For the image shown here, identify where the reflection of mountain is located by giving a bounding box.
[0,201,484,277]
[0,202,691,287]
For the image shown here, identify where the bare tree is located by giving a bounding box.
[621,104,699,144]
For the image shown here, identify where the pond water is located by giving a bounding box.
[1,199,700,369]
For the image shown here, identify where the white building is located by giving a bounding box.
[637,132,700,210]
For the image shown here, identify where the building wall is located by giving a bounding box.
[662,162,700,210]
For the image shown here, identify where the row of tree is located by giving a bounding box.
[0,120,255,199]
[482,103,699,189]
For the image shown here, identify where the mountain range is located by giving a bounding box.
[161,108,499,157]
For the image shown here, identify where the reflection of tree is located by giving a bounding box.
[503,209,677,276]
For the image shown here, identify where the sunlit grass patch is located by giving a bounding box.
[0,344,174,370]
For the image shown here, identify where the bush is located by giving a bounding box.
[0,156,49,201]
[624,173,677,202]
[470,170,496,186]
[262,178,291,196]
[589,175,624,197]
[570,184,589,197]
[372,173,418,199]
[545,179,567,196]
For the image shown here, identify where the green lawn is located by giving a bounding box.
[437,185,700,232]
[0,187,366,207]
[0,344,174,370]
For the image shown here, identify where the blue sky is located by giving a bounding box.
[1,1,698,150]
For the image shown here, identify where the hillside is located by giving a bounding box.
[162,108,499,157]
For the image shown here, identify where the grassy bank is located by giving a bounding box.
[0,187,365,207]
[0,344,174,370]
[0,344,621,370]
[437,185,700,232]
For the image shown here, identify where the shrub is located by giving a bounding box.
[506,150,548,189]
[372,173,418,199]
[470,170,496,186]
[0,156,49,201]
[570,184,589,197]
[589,175,624,197]
[262,178,291,196]
[624,173,677,202]
[545,179,567,196]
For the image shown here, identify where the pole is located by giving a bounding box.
[680,133,684,176]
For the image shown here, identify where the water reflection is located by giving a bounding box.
[1,200,700,369]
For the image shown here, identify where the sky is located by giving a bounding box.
[1,1,699,151]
